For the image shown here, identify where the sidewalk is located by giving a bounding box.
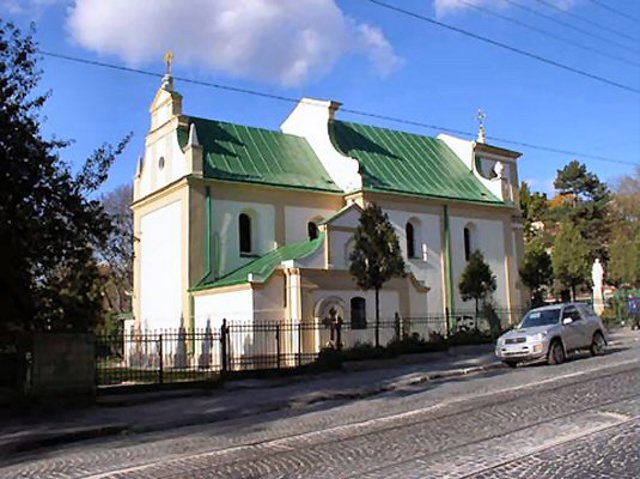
[0,330,636,457]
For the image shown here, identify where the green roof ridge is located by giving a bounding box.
[329,120,502,204]
[193,233,325,291]
[178,116,341,193]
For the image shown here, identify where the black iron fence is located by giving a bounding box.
[96,308,529,387]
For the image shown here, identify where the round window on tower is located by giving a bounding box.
[158,156,165,170]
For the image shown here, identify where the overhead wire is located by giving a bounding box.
[501,0,640,55]
[533,0,639,45]
[452,0,640,68]
[362,0,640,95]
[39,50,639,167]
[584,0,640,24]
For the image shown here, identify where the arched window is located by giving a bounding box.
[406,222,415,259]
[239,213,252,254]
[463,223,477,261]
[350,297,366,330]
[308,221,319,240]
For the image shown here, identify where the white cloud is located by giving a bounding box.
[65,0,401,86]
[434,0,579,18]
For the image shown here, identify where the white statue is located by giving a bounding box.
[592,258,605,316]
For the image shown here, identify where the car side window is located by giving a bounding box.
[563,306,581,321]
[577,304,593,319]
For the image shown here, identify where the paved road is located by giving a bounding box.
[2,345,640,478]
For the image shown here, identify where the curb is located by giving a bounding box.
[0,362,503,456]
[0,424,128,457]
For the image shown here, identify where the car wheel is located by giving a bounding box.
[547,340,565,365]
[590,331,606,356]
[503,360,518,368]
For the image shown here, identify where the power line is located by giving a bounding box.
[533,0,639,45]
[39,50,639,167]
[453,0,640,68]
[363,0,640,95]
[584,0,640,24]
[503,0,640,56]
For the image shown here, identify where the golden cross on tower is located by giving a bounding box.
[164,50,174,75]
[476,108,487,143]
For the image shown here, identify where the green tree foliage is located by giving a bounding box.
[552,221,590,300]
[519,181,548,241]
[458,250,497,317]
[349,203,405,347]
[0,22,130,332]
[608,232,640,287]
[553,160,611,260]
[519,238,554,307]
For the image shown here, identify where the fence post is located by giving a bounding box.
[297,323,302,366]
[394,312,401,341]
[336,320,342,351]
[220,319,228,374]
[276,324,281,370]
[158,333,163,385]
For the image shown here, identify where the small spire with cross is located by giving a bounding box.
[476,108,486,143]
[161,50,175,91]
[164,50,174,75]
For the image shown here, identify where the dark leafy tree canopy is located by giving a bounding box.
[0,21,130,332]
[552,220,590,300]
[458,250,497,315]
[349,203,405,347]
[519,237,554,307]
[519,181,548,240]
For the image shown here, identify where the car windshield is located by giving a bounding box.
[519,308,561,328]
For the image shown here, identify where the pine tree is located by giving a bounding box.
[349,203,405,347]
[0,22,130,332]
[458,250,497,317]
[552,221,591,301]
[519,238,554,307]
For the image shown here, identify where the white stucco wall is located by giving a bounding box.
[212,199,276,277]
[386,209,443,316]
[139,129,186,199]
[284,206,336,244]
[449,216,509,311]
[193,288,254,329]
[139,201,183,330]
[281,98,361,192]
[329,230,356,270]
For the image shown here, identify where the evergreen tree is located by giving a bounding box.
[458,250,497,317]
[552,221,590,300]
[608,232,640,287]
[553,160,611,260]
[0,22,130,332]
[519,181,548,241]
[349,203,405,347]
[519,237,553,307]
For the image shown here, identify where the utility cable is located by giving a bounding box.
[584,0,640,24]
[533,0,639,45]
[39,50,639,166]
[453,0,639,68]
[363,0,640,95]
[502,0,640,56]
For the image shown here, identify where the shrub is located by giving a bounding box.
[386,333,447,356]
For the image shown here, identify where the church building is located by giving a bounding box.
[132,70,526,349]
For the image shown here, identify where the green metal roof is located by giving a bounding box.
[178,117,340,192]
[193,233,325,291]
[329,121,502,204]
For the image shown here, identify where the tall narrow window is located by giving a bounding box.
[239,213,252,254]
[406,222,415,258]
[350,297,367,330]
[308,221,319,240]
[464,226,472,261]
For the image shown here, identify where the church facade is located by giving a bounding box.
[132,73,526,348]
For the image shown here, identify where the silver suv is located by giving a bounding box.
[495,303,607,368]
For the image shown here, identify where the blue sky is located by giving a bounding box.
[2,0,639,195]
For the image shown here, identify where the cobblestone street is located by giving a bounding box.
[2,343,640,479]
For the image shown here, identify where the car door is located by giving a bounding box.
[576,304,598,346]
[560,305,582,351]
